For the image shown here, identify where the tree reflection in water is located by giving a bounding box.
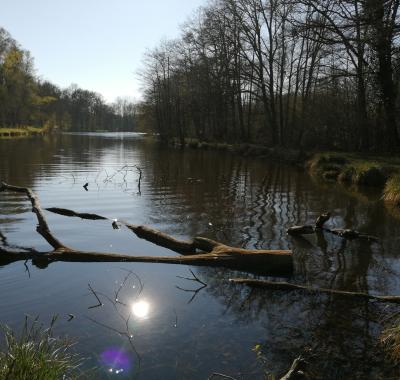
[1,134,400,378]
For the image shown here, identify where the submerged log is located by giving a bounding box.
[287,225,315,235]
[287,212,379,242]
[46,207,196,253]
[46,207,108,221]
[229,278,400,304]
[126,225,196,253]
[0,182,292,274]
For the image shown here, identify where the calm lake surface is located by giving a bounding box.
[1,132,400,379]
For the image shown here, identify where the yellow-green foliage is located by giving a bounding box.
[0,124,50,139]
[384,175,400,205]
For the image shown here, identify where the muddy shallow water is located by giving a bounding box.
[0,132,399,379]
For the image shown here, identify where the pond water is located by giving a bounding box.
[0,132,400,379]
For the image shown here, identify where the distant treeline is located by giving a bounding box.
[0,27,136,132]
[139,0,400,152]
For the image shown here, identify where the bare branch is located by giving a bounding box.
[0,182,66,250]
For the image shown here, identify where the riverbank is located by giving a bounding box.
[168,137,310,164]
[167,137,400,209]
[0,124,52,139]
[307,152,400,205]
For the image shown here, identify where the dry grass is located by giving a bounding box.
[383,175,400,205]
[381,319,400,364]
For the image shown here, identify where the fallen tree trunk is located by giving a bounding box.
[0,182,292,274]
[0,249,292,273]
[229,278,400,304]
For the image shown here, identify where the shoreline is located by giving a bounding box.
[0,125,52,139]
[166,137,400,210]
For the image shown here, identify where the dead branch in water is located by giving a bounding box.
[229,278,400,304]
[208,373,237,380]
[83,270,143,373]
[103,164,142,194]
[0,183,66,250]
[287,212,379,242]
[176,269,207,303]
[45,206,196,253]
[280,354,308,380]
[87,283,103,309]
[0,182,292,275]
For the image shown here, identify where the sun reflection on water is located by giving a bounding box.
[131,300,150,319]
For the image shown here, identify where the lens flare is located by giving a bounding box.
[100,347,132,373]
[131,300,150,318]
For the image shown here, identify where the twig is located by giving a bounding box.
[87,283,103,309]
[173,308,178,328]
[118,268,144,297]
[84,316,128,336]
[176,285,206,304]
[176,269,207,286]
[134,165,142,195]
[176,269,207,303]
[208,373,238,380]
[23,259,31,278]
[230,278,400,304]
[84,272,143,374]
[115,270,136,304]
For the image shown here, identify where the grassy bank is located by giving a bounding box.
[167,137,400,208]
[0,124,52,139]
[307,152,400,206]
[168,137,309,164]
[0,317,85,379]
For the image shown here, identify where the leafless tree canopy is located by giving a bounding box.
[138,0,400,151]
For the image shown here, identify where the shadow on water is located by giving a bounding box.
[0,133,400,379]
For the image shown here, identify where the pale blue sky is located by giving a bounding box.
[1,0,205,102]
